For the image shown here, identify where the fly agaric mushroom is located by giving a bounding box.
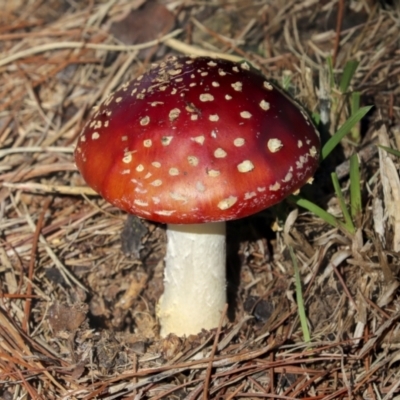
[75,56,320,336]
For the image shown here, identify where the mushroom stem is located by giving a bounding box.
[158,222,226,336]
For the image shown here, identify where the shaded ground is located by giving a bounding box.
[1,0,400,399]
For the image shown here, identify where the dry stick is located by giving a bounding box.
[152,378,204,400]
[358,310,400,359]
[383,376,400,400]
[225,381,246,400]
[269,344,275,395]
[185,383,204,400]
[1,239,25,295]
[0,146,73,158]
[2,182,97,196]
[248,376,268,393]
[288,368,336,399]
[353,355,393,395]
[0,115,13,145]
[363,324,375,400]
[359,290,391,319]
[191,365,260,400]
[321,388,348,400]
[22,197,51,333]
[389,92,394,121]
[202,304,228,400]
[14,365,43,400]
[332,0,345,66]
[0,28,89,41]
[283,376,315,399]
[25,75,56,128]
[0,29,182,68]
[330,261,358,312]
[164,37,242,62]
[236,392,299,399]
[0,18,41,34]
[0,162,76,183]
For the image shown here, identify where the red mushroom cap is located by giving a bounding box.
[75,56,320,224]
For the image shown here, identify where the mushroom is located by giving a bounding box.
[74,56,320,336]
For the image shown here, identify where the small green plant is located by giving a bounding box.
[290,59,372,235]
[328,58,362,142]
[291,107,370,234]
[281,72,292,91]
[287,60,369,343]
[340,61,361,138]
[320,106,371,160]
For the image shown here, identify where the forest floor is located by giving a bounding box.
[1,0,400,399]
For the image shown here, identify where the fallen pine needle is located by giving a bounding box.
[2,182,98,196]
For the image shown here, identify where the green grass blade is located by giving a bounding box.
[339,60,359,93]
[312,111,321,126]
[331,172,355,234]
[282,74,292,91]
[326,56,335,88]
[349,154,362,220]
[321,106,373,160]
[378,145,400,158]
[289,245,310,343]
[289,195,340,229]
[351,91,360,114]
[350,92,361,142]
